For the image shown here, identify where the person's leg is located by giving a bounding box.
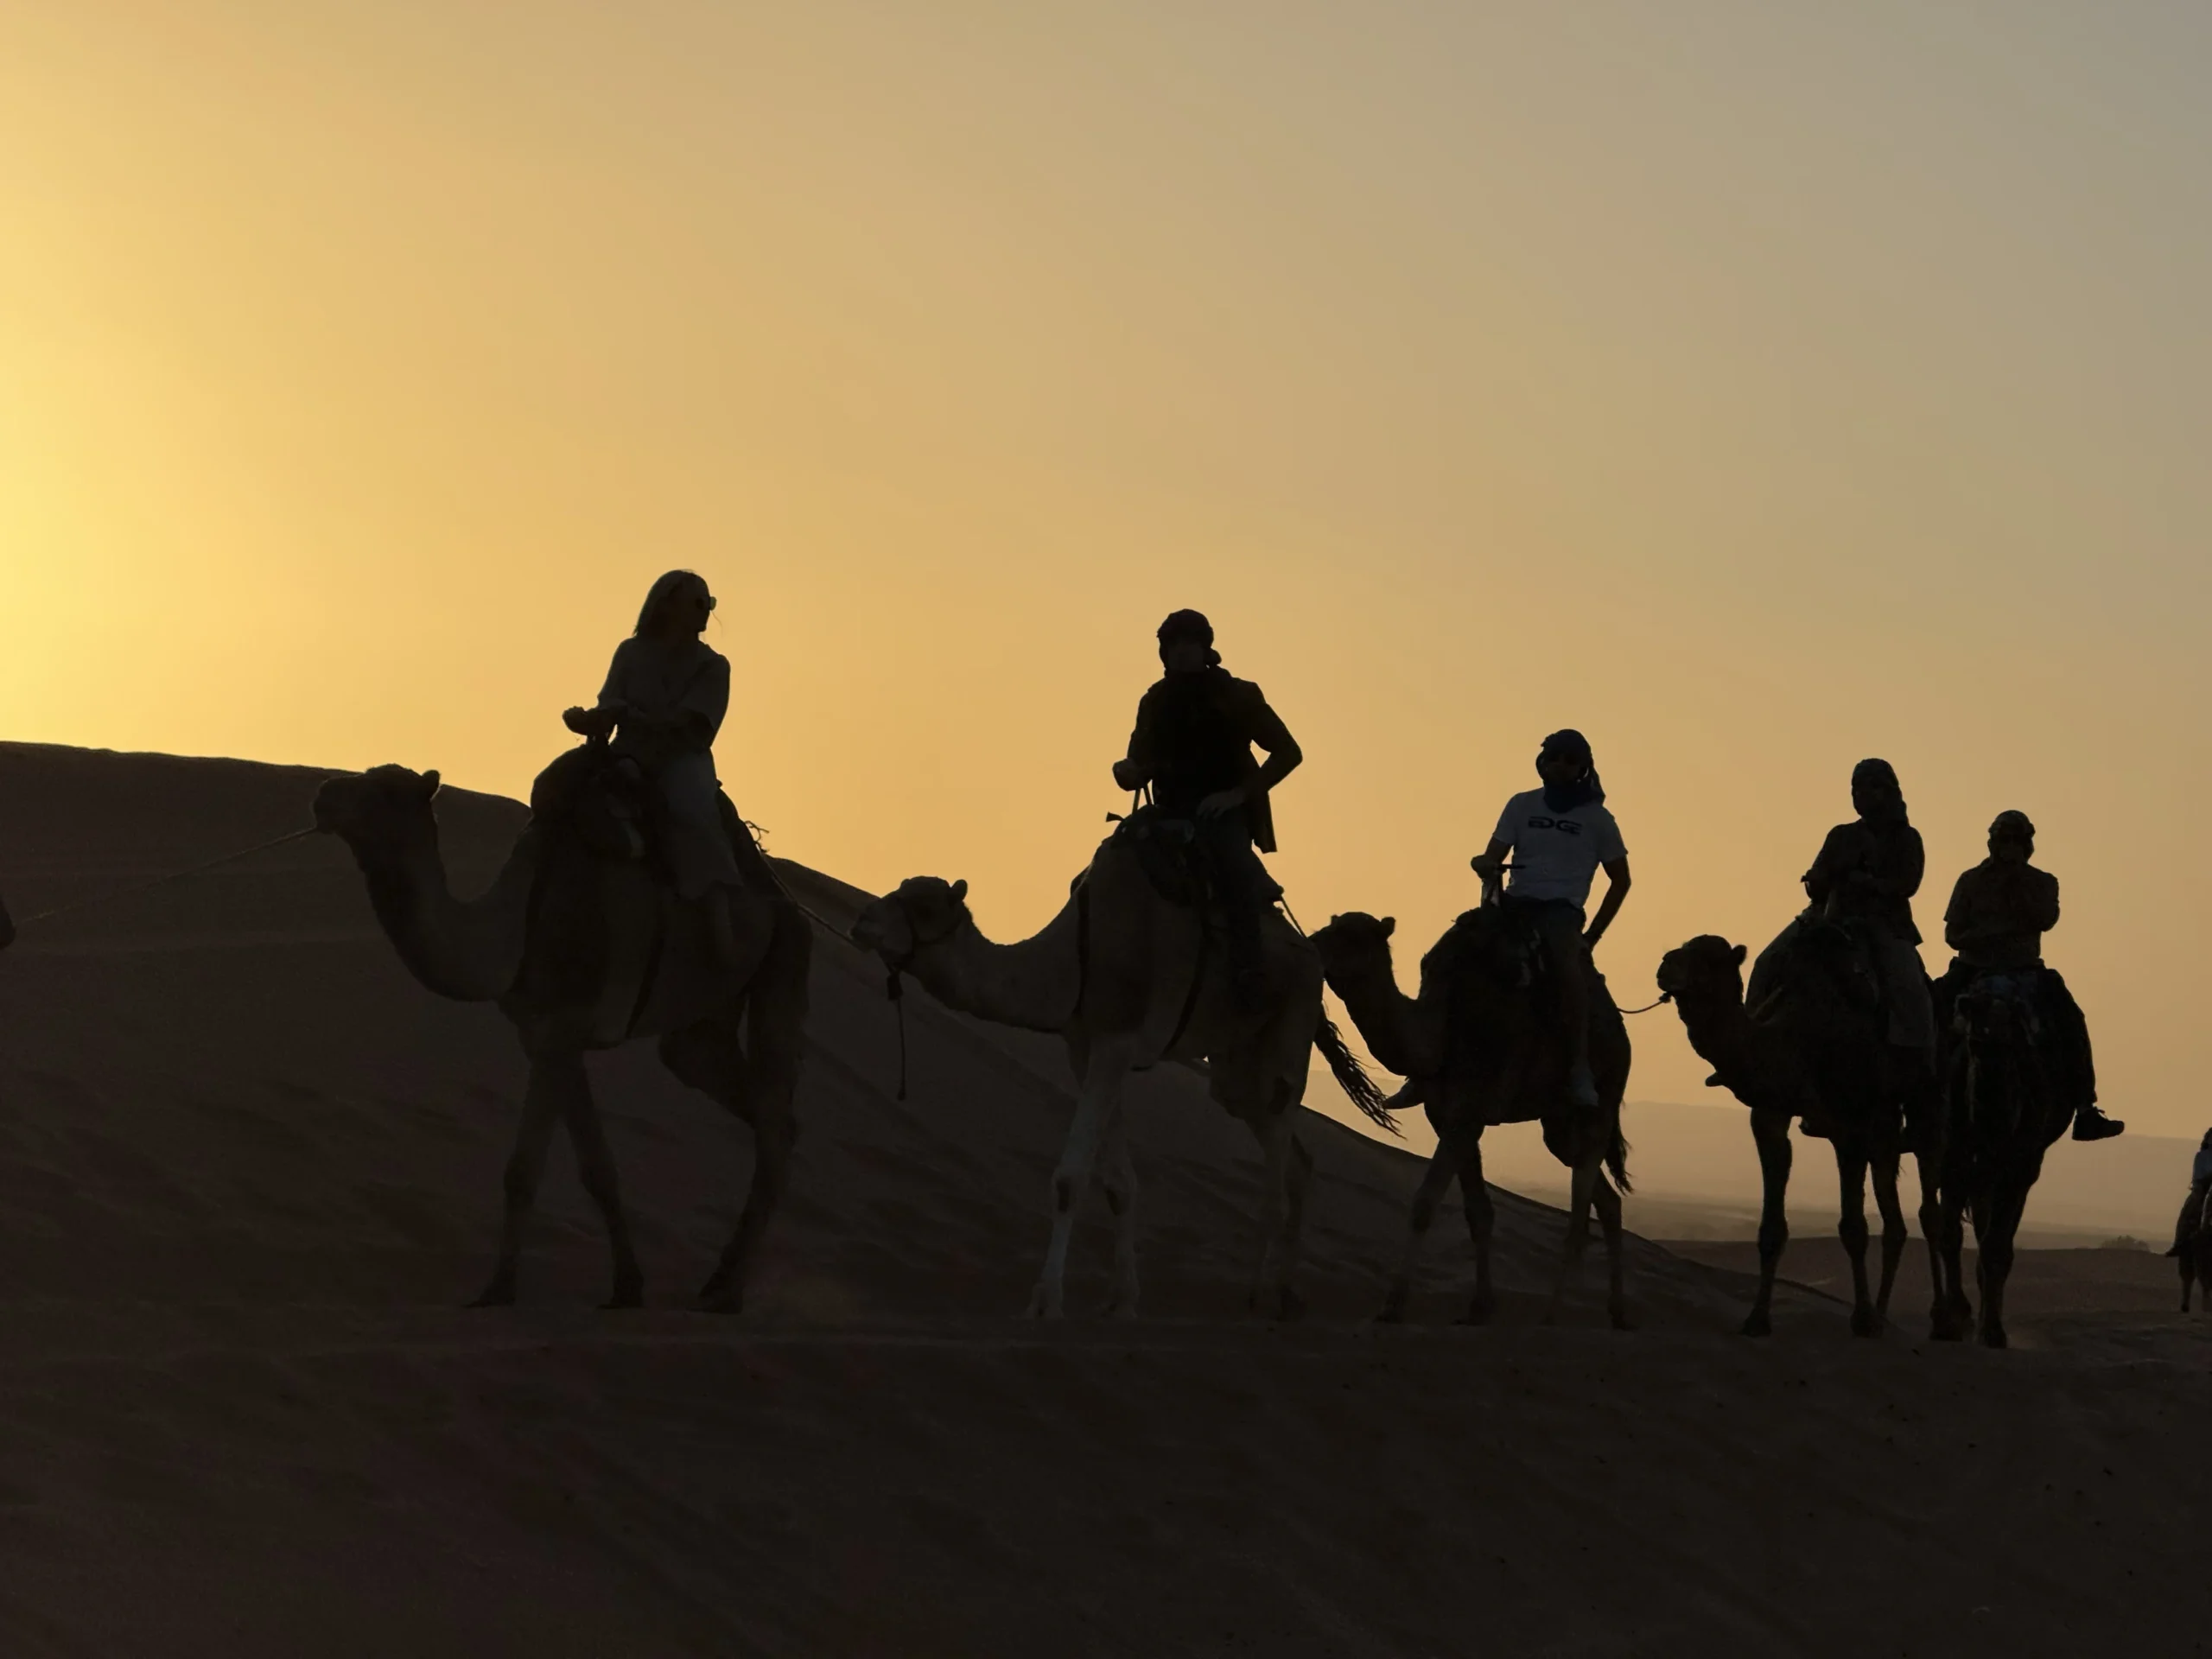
[2041,969,2122,1139]
[1198,810,1269,1009]
[658,754,747,964]
[1533,902,1596,1107]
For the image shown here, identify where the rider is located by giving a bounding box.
[1469,729,1630,1110]
[563,569,745,960]
[1938,809,2123,1141]
[1113,610,1302,1009]
[1803,759,1936,1080]
[2168,1128,2212,1256]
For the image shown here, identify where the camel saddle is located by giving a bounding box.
[1108,805,1281,912]
[528,741,779,895]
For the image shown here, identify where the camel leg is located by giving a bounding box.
[1459,1139,1497,1325]
[1869,1152,1908,1325]
[1742,1109,1793,1337]
[1835,1145,1880,1337]
[1031,1035,1133,1319]
[1543,1160,1602,1326]
[1244,1110,1296,1319]
[1384,1124,1477,1325]
[1098,1113,1141,1319]
[697,1105,793,1314]
[1930,1185,1974,1341]
[1269,1134,1316,1323]
[1592,1175,1633,1330]
[1976,1179,2034,1349]
[1915,1147,1953,1338]
[559,1066,645,1309]
[2179,1252,2192,1315]
[471,1052,577,1308]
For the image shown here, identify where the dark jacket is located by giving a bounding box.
[1122,668,1295,852]
[1943,859,2060,970]
[1806,818,1924,944]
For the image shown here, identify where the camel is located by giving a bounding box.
[1927,977,2075,1346]
[1656,931,1935,1338]
[2177,1190,2211,1313]
[847,831,1389,1320]
[314,763,810,1312]
[1310,910,1632,1328]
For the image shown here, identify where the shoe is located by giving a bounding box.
[2071,1105,2124,1141]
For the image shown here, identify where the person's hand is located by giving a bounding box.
[1197,788,1245,820]
[1470,854,1503,880]
[1112,759,1145,793]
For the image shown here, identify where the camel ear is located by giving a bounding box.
[1732,943,1747,965]
[418,769,442,798]
[1379,916,1396,938]
[950,879,968,903]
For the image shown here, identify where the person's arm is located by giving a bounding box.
[1862,825,1925,899]
[1803,825,1852,905]
[564,643,632,738]
[1112,691,1155,794]
[1585,857,1631,947]
[1198,683,1300,817]
[2031,870,2061,934]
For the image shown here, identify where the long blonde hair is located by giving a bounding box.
[633,569,714,636]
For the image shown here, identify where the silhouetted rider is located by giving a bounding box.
[2168,1129,2212,1256]
[1804,758,1936,1071]
[1470,729,1630,1110]
[1114,610,1301,1008]
[1938,809,2122,1141]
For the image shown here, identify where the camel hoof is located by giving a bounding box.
[1376,1295,1408,1326]
[467,1278,516,1309]
[1456,1294,1495,1327]
[1980,1324,2009,1350]
[1024,1286,1062,1320]
[1851,1307,1885,1338]
[1610,1301,1637,1332]
[696,1288,744,1316]
[1739,1311,1772,1338]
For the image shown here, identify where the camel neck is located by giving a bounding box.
[357,824,538,1003]
[906,900,1084,1035]
[1332,963,1439,1079]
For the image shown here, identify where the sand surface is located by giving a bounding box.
[1,742,2208,1656]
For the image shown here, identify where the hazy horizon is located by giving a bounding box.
[5,3,2209,1131]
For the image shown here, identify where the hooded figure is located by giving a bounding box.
[1938,809,2122,1141]
[1471,728,1633,1109]
[1113,610,1303,1007]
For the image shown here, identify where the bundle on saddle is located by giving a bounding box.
[1412,904,1624,1142]
[519,741,780,1023]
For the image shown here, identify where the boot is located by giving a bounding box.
[2072,1103,2125,1141]
[707,889,743,969]
[1567,1053,1599,1110]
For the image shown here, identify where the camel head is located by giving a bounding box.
[1310,912,1398,998]
[1656,935,1746,1007]
[850,876,972,964]
[1953,976,2036,1053]
[313,765,444,868]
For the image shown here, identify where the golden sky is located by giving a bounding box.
[4,3,2209,1135]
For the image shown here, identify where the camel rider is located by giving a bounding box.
[1802,759,1936,1077]
[1938,810,2122,1141]
[1113,610,1302,1008]
[2168,1129,2212,1256]
[563,569,746,961]
[1470,729,1630,1111]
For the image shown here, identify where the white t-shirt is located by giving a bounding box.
[1492,789,1627,907]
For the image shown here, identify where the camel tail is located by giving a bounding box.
[1606,1122,1632,1196]
[1315,1013,1399,1137]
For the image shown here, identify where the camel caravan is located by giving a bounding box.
[301,569,2154,1346]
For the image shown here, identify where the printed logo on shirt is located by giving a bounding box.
[1525,816,1583,836]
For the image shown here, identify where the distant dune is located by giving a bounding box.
[1,742,2206,1656]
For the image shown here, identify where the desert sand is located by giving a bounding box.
[0,741,2206,1657]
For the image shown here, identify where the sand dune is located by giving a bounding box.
[0,742,2207,1656]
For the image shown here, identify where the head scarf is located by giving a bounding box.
[1851,758,1907,825]
[1538,728,1605,815]
[1155,609,1222,667]
[1989,809,2036,842]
